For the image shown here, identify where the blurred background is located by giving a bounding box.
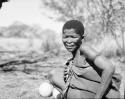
[0,0,124,99]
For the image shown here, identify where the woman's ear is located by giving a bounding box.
[81,34,85,39]
[81,34,86,44]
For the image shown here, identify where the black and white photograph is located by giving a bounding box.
[0,0,124,99]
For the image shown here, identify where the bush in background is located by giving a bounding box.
[41,29,61,56]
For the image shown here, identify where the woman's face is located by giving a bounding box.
[62,28,82,53]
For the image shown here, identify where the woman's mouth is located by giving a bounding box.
[66,45,75,49]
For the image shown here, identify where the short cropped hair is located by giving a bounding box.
[62,20,84,36]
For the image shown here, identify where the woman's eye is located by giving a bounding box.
[63,36,70,38]
[63,36,68,38]
[63,35,78,38]
[71,36,77,38]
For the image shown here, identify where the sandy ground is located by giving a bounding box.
[0,53,124,99]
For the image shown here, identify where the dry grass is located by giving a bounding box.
[0,52,67,99]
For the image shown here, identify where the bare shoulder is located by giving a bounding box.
[80,43,115,71]
[94,55,115,70]
[80,43,93,52]
[80,43,99,61]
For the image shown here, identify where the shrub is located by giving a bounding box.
[41,29,61,56]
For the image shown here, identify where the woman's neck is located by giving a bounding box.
[72,48,86,61]
[72,49,79,59]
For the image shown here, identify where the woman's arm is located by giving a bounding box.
[47,68,66,92]
[80,44,115,99]
[94,55,115,98]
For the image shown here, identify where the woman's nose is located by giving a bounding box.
[67,38,73,43]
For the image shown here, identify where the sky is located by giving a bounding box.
[0,0,63,33]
